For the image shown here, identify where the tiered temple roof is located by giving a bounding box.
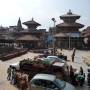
[60,10,80,19]
[16,35,39,41]
[56,10,84,32]
[56,23,84,28]
[55,32,81,38]
[23,18,41,30]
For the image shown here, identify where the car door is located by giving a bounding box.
[30,79,47,90]
[43,80,60,90]
[30,79,60,90]
[30,84,45,90]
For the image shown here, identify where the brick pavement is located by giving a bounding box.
[0,50,90,90]
[0,52,39,90]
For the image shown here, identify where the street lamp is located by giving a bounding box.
[52,18,56,55]
[52,18,56,29]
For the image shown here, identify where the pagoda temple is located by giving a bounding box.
[15,18,46,49]
[23,18,41,31]
[53,10,84,49]
[0,18,46,49]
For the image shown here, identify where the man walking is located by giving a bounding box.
[72,48,76,62]
[7,66,12,80]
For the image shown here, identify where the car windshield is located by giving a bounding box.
[47,57,64,62]
[43,58,55,64]
[47,56,57,59]
[55,79,66,89]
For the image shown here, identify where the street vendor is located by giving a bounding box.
[76,73,85,86]
[7,66,12,80]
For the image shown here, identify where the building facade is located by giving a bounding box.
[82,26,90,49]
[50,10,84,49]
[0,18,46,49]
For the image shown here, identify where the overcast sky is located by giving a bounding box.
[0,0,90,30]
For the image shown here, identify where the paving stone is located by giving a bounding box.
[0,50,90,90]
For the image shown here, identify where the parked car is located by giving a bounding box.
[29,74,75,90]
[10,62,20,70]
[46,56,67,67]
[10,59,68,80]
[47,56,66,63]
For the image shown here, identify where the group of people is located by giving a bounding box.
[7,66,28,90]
[87,69,90,86]
[43,49,67,61]
[58,53,67,61]
[67,65,85,86]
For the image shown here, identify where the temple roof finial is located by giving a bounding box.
[17,17,22,31]
[32,17,34,21]
[67,9,72,14]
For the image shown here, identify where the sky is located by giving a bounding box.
[0,0,90,30]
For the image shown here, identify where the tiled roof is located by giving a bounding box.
[16,35,39,41]
[54,33,66,37]
[56,23,84,28]
[55,32,80,37]
[23,18,41,26]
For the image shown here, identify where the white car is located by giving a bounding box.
[9,62,20,70]
[46,56,67,67]
[47,56,66,63]
[29,74,75,90]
